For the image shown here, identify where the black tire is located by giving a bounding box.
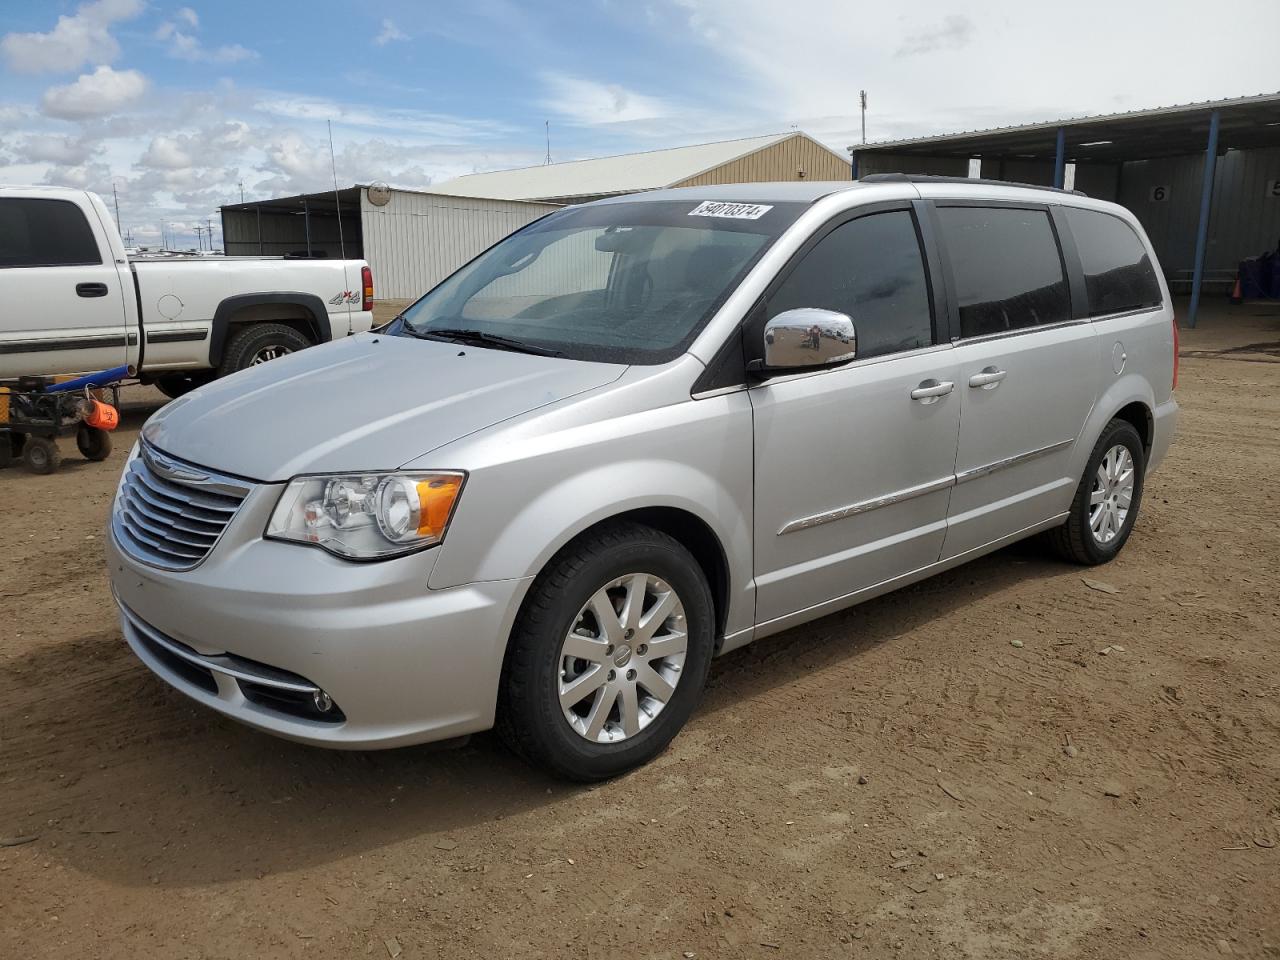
[22,436,62,475]
[76,425,113,461]
[497,521,716,781]
[154,371,214,399]
[217,324,311,377]
[1044,419,1145,565]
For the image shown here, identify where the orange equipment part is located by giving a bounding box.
[84,399,120,430]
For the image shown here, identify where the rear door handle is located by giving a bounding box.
[968,367,1007,389]
[910,379,955,404]
[76,282,109,298]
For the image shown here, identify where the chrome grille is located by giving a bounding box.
[112,443,252,570]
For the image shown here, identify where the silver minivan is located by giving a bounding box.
[107,177,1178,780]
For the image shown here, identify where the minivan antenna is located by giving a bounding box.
[328,119,347,261]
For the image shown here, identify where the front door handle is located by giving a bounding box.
[910,379,955,404]
[76,282,109,298]
[968,367,1007,389]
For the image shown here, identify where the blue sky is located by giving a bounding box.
[1,0,1275,248]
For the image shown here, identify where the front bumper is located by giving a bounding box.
[106,483,531,749]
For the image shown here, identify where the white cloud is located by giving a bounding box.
[0,0,144,75]
[895,14,974,58]
[40,65,149,120]
[374,19,409,45]
[155,11,258,63]
[14,133,100,165]
[540,73,672,125]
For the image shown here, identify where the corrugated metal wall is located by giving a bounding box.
[856,152,968,177]
[360,190,560,300]
[1119,146,1280,279]
[222,208,363,258]
[674,134,850,187]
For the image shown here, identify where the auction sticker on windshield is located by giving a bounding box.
[688,201,774,220]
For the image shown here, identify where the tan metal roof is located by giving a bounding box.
[431,133,810,202]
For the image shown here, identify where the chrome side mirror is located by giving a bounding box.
[760,308,857,370]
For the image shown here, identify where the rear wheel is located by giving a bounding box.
[76,425,112,461]
[497,522,715,781]
[22,436,61,475]
[1045,419,1145,565]
[217,323,311,377]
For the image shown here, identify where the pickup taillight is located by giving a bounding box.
[361,265,373,313]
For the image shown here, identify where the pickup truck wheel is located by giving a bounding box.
[154,372,214,399]
[497,521,715,782]
[218,324,311,377]
[76,425,112,461]
[23,436,62,475]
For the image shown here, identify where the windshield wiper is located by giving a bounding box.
[417,327,564,357]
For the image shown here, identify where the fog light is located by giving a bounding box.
[312,689,334,713]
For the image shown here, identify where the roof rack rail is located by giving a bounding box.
[859,173,1087,197]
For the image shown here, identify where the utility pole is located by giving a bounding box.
[238,179,244,203]
[859,90,868,144]
[544,120,552,165]
[206,217,213,251]
[194,225,204,250]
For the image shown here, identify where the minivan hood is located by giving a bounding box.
[142,333,626,481]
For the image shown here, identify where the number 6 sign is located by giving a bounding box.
[1149,185,1170,202]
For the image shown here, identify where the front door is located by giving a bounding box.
[0,196,128,377]
[750,205,961,627]
[931,203,1100,558]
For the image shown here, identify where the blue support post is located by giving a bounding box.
[850,151,859,181]
[1187,109,1221,329]
[1052,127,1066,189]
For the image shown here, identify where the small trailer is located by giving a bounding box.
[0,365,128,474]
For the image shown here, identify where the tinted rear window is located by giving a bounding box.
[1063,207,1163,316]
[937,206,1071,337]
[0,197,102,268]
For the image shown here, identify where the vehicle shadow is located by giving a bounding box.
[0,541,1062,889]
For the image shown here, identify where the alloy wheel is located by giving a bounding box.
[1089,444,1135,544]
[557,573,688,744]
[249,345,292,365]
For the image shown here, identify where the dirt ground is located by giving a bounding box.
[2,299,1278,960]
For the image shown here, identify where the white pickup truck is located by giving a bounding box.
[0,185,375,396]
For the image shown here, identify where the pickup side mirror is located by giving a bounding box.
[756,308,857,372]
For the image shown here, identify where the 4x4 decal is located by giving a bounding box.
[329,291,361,305]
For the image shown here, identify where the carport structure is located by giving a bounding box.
[849,93,1280,326]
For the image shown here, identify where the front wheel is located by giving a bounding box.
[1045,419,1146,565]
[497,522,715,781]
[76,425,112,461]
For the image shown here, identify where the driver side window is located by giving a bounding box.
[767,210,934,359]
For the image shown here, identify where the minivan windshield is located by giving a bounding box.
[397,199,805,364]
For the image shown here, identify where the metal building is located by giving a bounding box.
[430,131,850,204]
[220,188,557,300]
[848,93,1280,325]
[221,131,848,303]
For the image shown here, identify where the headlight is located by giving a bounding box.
[266,471,465,560]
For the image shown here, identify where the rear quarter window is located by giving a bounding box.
[0,197,102,268]
[936,206,1071,337]
[1063,207,1163,316]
